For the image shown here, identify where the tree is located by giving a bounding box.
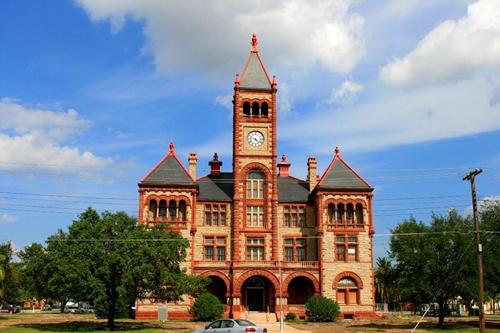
[23,208,206,330]
[480,202,500,312]
[0,242,22,304]
[389,211,475,328]
[190,293,224,321]
[374,257,399,308]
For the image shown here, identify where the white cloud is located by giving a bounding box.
[281,75,500,153]
[214,94,232,110]
[326,79,364,104]
[380,0,500,86]
[0,214,18,224]
[77,0,365,77]
[0,98,112,171]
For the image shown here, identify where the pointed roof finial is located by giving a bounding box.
[169,141,175,153]
[334,146,340,156]
[251,33,258,52]
[281,154,287,162]
[213,152,219,161]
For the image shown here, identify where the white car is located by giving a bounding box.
[192,319,267,333]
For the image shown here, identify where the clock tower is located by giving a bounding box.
[232,34,279,262]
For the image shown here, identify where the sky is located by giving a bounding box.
[1,0,499,259]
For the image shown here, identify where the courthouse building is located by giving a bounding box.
[136,35,376,320]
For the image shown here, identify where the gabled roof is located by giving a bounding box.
[238,34,272,90]
[140,142,195,186]
[197,172,234,201]
[278,176,310,203]
[317,147,372,191]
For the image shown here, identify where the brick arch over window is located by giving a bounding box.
[283,272,320,296]
[144,194,192,206]
[200,271,231,297]
[234,269,280,297]
[241,162,272,181]
[332,271,364,289]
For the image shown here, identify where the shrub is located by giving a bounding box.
[305,295,340,322]
[285,312,297,321]
[190,293,224,321]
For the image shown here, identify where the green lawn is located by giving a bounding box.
[0,313,202,333]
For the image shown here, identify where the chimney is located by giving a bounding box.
[307,156,317,191]
[209,153,223,176]
[188,153,197,180]
[277,154,291,177]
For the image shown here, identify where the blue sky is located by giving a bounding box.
[1,0,499,259]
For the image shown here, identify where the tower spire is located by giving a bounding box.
[251,33,258,52]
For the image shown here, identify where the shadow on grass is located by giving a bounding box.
[348,321,493,331]
[12,321,193,332]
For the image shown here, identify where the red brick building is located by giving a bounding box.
[136,35,376,320]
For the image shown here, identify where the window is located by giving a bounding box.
[283,205,306,227]
[204,236,226,261]
[204,204,227,226]
[149,200,157,218]
[148,198,189,222]
[337,277,359,305]
[337,203,345,223]
[169,200,177,219]
[159,200,167,218]
[346,203,354,224]
[246,238,264,261]
[179,200,187,221]
[336,235,358,262]
[252,102,259,116]
[284,238,306,261]
[246,206,263,227]
[327,203,335,224]
[261,102,269,117]
[243,102,250,116]
[247,170,264,199]
[355,204,364,225]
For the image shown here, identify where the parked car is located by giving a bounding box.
[78,305,94,313]
[0,304,20,314]
[63,303,79,313]
[192,319,267,333]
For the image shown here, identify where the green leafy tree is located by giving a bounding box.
[374,257,400,309]
[305,295,340,322]
[190,293,224,321]
[0,242,22,304]
[389,211,475,328]
[43,208,205,330]
[480,203,500,312]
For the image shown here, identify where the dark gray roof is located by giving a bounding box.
[319,158,370,190]
[141,155,194,186]
[240,53,272,90]
[197,173,234,201]
[278,176,310,203]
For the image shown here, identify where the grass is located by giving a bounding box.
[0,313,203,333]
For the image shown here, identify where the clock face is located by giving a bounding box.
[247,131,264,147]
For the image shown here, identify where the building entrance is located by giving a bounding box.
[243,276,274,312]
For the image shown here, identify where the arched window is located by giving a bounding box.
[355,204,363,225]
[327,203,335,224]
[179,200,187,221]
[252,102,259,116]
[149,199,157,219]
[261,102,269,117]
[247,169,265,199]
[336,277,359,305]
[346,203,354,223]
[169,200,177,220]
[337,203,345,223]
[243,102,250,116]
[159,200,167,219]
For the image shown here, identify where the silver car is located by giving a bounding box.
[192,319,267,333]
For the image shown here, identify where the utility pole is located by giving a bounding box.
[463,168,485,333]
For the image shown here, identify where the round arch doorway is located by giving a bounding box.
[242,276,275,312]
